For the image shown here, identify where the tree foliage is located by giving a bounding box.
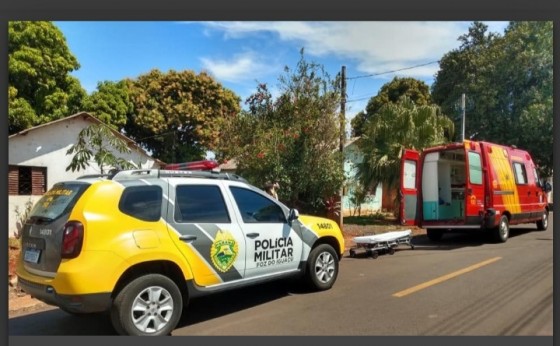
[8,21,86,134]
[351,77,432,137]
[432,21,553,176]
[82,80,134,129]
[216,52,344,214]
[356,97,454,212]
[66,124,137,174]
[123,69,241,163]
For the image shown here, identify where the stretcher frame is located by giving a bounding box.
[349,229,415,259]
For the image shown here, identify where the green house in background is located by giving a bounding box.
[342,138,383,216]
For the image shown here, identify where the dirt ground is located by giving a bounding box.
[8,224,425,317]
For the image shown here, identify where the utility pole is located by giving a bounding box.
[461,93,466,142]
[339,66,346,230]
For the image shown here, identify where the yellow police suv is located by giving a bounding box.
[16,169,345,336]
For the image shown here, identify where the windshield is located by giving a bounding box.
[29,182,90,221]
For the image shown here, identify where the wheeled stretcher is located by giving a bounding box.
[349,229,414,259]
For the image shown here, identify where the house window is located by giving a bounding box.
[9,165,47,196]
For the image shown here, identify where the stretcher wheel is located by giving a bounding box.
[388,247,395,255]
[371,251,379,259]
[349,249,356,258]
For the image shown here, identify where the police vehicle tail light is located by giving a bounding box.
[61,221,84,259]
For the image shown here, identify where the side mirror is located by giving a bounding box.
[288,208,299,222]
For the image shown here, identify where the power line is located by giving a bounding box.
[344,60,442,103]
[346,60,440,80]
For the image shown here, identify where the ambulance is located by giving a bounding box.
[399,140,551,242]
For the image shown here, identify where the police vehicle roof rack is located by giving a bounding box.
[111,169,248,183]
[77,173,112,180]
[77,169,120,180]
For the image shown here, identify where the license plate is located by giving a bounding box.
[24,248,41,264]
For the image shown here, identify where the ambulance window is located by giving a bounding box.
[513,162,528,185]
[403,160,416,189]
[175,185,231,223]
[230,187,286,224]
[533,167,540,185]
[468,152,482,184]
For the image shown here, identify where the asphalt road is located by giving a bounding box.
[9,214,554,336]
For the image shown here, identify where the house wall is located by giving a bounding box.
[8,116,161,237]
[342,143,382,216]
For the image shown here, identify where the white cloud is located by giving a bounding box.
[202,21,509,78]
[200,51,271,83]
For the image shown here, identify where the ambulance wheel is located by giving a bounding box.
[536,210,548,231]
[371,251,379,259]
[305,244,339,291]
[426,229,443,241]
[110,274,183,336]
[492,215,510,243]
[349,249,356,258]
[388,247,396,255]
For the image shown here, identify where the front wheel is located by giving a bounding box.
[110,274,183,336]
[536,210,548,231]
[492,215,510,243]
[305,244,339,291]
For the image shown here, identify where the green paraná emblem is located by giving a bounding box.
[210,230,238,272]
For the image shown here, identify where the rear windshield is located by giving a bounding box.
[29,182,90,221]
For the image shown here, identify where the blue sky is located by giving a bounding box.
[54,21,510,126]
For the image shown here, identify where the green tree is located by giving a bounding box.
[356,97,454,213]
[495,22,553,176]
[431,21,552,175]
[9,21,86,134]
[82,80,134,129]
[124,69,241,163]
[431,21,500,142]
[351,77,432,137]
[216,52,344,214]
[66,124,137,174]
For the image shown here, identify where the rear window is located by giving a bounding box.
[119,185,163,222]
[468,152,483,184]
[29,183,90,221]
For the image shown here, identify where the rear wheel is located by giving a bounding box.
[110,274,183,336]
[305,244,339,291]
[536,210,548,231]
[492,215,510,243]
[426,229,443,241]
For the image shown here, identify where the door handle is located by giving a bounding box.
[246,233,260,239]
[179,235,197,242]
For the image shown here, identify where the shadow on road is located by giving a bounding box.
[346,225,545,258]
[409,226,543,250]
[176,278,312,328]
[9,278,312,335]
[9,309,116,335]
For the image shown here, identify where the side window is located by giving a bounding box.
[119,185,162,222]
[513,162,528,185]
[468,152,482,185]
[175,185,230,223]
[403,160,416,189]
[230,187,286,223]
[533,167,540,185]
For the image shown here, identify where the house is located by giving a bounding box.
[8,112,164,237]
[342,137,383,216]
